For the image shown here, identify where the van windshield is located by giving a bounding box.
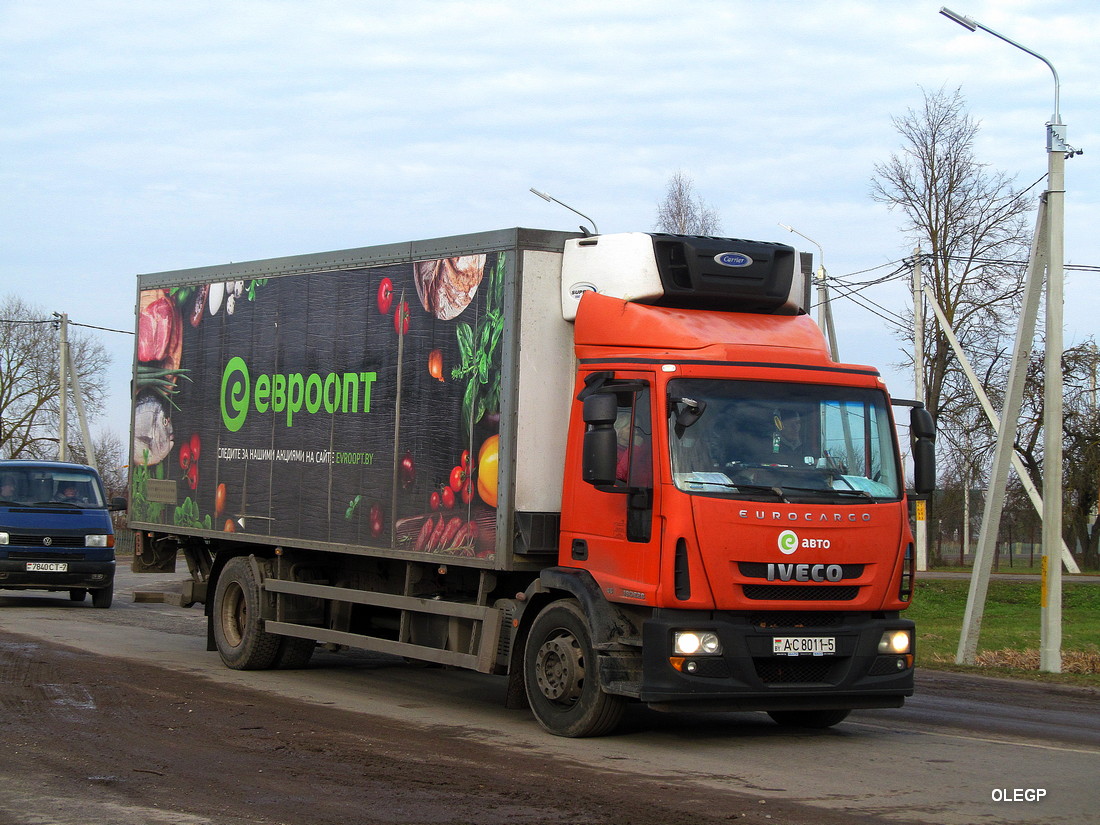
[0,467,106,508]
[667,379,902,502]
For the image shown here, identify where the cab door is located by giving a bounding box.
[560,372,661,602]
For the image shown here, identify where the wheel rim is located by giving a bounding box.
[534,628,585,706]
[220,581,246,647]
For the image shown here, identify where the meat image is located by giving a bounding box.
[413,255,486,320]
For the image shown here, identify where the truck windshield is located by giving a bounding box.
[0,468,106,508]
[667,379,902,502]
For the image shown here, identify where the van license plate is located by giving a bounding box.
[26,562,68,572]
[773,636,835,656]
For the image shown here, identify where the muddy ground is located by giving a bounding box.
[0,633,900,825]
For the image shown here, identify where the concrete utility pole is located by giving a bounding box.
[911,250,928,571]
[56,312,68,462]
[53,312,98,471]
[940,7,1081,672]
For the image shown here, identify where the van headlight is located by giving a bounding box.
[674,630,722,656]
[0,532,8,545]
[85,534,110,548]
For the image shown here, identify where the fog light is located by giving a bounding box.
[674,630,721,656]
[878,630,911,655]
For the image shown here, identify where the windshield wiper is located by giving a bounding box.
[728,484,789,502]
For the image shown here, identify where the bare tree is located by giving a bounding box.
[1013,341,1100,569]
[655,171,722,235]
[871,87,1033,432]
[0,294,111,460]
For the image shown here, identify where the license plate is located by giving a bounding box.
[26,562,68,572]
[773,636,836,656]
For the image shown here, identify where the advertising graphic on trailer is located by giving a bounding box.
[131,253,504,561]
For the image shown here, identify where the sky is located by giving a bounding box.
[2,0,1098,455]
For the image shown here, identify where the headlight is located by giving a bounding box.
[0,532,8,545]
[878,629,911,655]
[674,630,722,656]
[85,534,111,548]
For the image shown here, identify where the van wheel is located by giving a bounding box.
[767,708,850,728]
[524,599,625,737]
[91,586,113,609]
[69,589,87,602]
[212,556,280,670]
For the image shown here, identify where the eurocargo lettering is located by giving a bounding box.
[128,229,935,737]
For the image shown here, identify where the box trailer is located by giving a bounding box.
[129,228,934,736]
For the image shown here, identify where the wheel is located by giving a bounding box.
[212,556,280,670]
[68,589,87,602]
[767,708,851,729]
[273,636,316,669]
[523,600,625,738]
[91,586,113,609]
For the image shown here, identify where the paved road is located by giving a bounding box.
[0,562,1095,825]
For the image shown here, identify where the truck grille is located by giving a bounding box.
[742,584,859,601]
[748,612,845,629]
[754,657,839,685]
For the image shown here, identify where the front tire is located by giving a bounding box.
[212,556,280,670]
[91,586,113,609]
[767,708,851,729]
[524,599,625,737]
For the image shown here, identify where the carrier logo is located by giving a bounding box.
[714,252,753,268]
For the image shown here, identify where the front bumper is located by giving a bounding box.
[0,558,115,592]
[636,609,914,712]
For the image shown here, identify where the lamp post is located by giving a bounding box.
[940,7,1080,672]
[777,223,839,360]
[529,188,599,236]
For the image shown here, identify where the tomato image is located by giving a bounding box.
[394,301,410,335]
[369,503,384,537]
[449,464,466,492]
[441,486,455,509]
[215,483,227,517]
[399,451,416,489]
[377,277,393,315]
[476,435,499,508]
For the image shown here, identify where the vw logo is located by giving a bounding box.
[42,537,53,546]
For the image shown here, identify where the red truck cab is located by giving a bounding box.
[541,235,933,731]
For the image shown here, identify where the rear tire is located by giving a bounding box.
[524,599,625,737]
[274,637,316,669]
[91,586,113,609]
[767,708,851,729]
[212,556,280,670]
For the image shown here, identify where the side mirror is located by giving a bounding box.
[909,407,936,495]
[581,393,618,486]
[109,496,128,512]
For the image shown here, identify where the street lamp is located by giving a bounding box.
[529,188,599,236]
[940,7,1081,673]
[777,223,839,360]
